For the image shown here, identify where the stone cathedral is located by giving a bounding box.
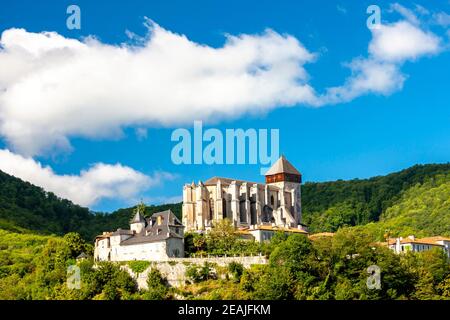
[182,156,305,232]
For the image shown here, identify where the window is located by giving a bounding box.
[270,195,274,206]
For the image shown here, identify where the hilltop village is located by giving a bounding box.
[94,156,450,262]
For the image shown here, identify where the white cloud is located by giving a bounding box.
[433,12,450,27]
[0,149,174,207]
[0,21,317,156]
[369,21,441,62]
[0,15,445,155]
[414,4,430,16]
[320,19,441,104]
[390,3,420,25]
[321,60,405,104]
[135,127,148,140]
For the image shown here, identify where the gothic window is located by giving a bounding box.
[250,201,257,225]
[222,197,227,219]
[262,205,273,223]
[240,200,247,223]
[209,198,214,220]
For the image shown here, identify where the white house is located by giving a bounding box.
[388,235,450,257]
[94,209,185,262]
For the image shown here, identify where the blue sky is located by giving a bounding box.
[0,0,449,212]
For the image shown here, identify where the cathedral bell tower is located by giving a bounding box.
[264,156,302,227]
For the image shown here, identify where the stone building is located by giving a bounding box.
[387,235,450,257]
[94,209,185,262]
[182,156,307,236]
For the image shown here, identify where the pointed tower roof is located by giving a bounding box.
[130,209,145,224]
[265,155,301,176]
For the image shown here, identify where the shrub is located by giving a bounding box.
[128,261,151,274]
[143,268,168,300]
[228,262,244,283]
[186,262,215,283]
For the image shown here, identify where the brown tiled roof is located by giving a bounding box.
[419,236,450,242]
[309,232,335,238]
[95,232,113,239]
[387,237,446,246]
[249,224,308,234]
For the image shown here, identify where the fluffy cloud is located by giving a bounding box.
[0,149,173,207]
[0,13,445,155]
[369,21,441,62]
[0,21,316,156]
[320,19,441,104]
[321,60,405,104]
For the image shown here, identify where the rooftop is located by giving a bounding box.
[96,210,184,245]
[265,155,301,176]
[387,235,450,246]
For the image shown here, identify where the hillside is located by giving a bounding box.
[0,162,449,240]
[301,163,450,234]
[0,170,96,237]
[352,173,450,240]
[0,170,181,240]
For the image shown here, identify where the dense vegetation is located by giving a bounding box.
[349,174,450,240]
[1,163,449,242]
[2,227,448,300]
[178,230,450,300]
[184,219,264,257]
[302,163,450,235]
[0,162,449,300]
[0,229,159,300]
[0,169,181,240]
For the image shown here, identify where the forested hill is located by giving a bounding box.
[302,163,450,235]
[0,162,449,240]
[0,170,181,240]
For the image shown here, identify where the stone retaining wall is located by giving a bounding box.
[123,255,268,289]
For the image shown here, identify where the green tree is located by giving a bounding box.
[63,232,88,258]
[143,268,168,300]
[228,262,244,283]
[206,219,237,254]
[269,234,313,275]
